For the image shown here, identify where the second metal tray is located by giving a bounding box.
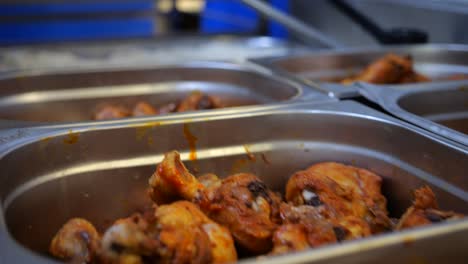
[252,44,468,98]
[0,61,327,128]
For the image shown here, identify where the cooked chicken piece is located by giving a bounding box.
[99,201,236,264]
[285,162,391,234]
[207,173,282,253]
[271,202,372,255]
[341,54,413,85]
[176,91,222,112]
[275,204,336,250]
[396,186,464,230]
[49,218,100,263]
[132,101,158,117]
[271,224,310,255]
[148,151,206,205]
[94,105,130,120]
[198,173,222,201]
[148,151,281,254]
[156,201,237,264]
[99,213,159,264]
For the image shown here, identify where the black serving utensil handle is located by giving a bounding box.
[330,0,428,44]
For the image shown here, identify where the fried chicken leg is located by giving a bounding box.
[148,151,281,254]
[49,218,100,263]
[341,53,429,85]
[285,162,391,235]
[396,186,464,230]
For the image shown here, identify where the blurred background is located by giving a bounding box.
[2,0,468,72]
[1,0,468,46]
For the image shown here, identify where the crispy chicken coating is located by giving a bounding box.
[99,201,236,264]
[341,53,429,85]
[207,173,282,254]
[396,186,464,230]
[51,150,466,263]
[148,151,206,205]
[49,218,100,263]
[271,224,309,255]
[272,203,336,254]
[93,92,221,120]
[149,151,281,254]
[341,54,412,84]
[154,201,236,264]
[99,213,159,264]
[285,162,391,234]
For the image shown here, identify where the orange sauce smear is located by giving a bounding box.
[63,130,79,144]
[183,123,198,161]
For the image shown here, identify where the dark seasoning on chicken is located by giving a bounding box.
[94,91,223,120]
[49,151,464,263]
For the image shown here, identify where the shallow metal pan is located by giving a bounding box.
[0,35,310,74]
[1,100,467,264]
[0,61,328,128]
[252,44,468,98]
[356,81,468,146]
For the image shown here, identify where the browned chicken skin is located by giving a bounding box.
[341,53,429,85]
[271,162,394,256]
[49,218,100,263]
[285,162,391,235]
[93,92,222,120]
[207,173,282,254]
[176,91,222,112]
[396,186,464,230]
[52,202,236,264]
[99,212,159,264]
[155,201,237,264]
[148,151,282,254]
[51,151,465,263]
[271,203,337,255]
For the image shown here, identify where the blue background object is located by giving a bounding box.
[0,1,154,16]
[0,0,290,45]
[0,1,155,45]
[268,0,290,39]
[201,0,260,33]
[201,0,289,38]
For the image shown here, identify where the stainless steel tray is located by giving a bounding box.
[1,100,467,264]
[357,81,468,146]
[0,35,310,75]
[251,44,468,98]
[0,61,329,128]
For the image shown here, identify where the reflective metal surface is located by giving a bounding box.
[252,44,468,98]
[0,101,467,264]
[0,61,327,127]
[357,81,468,146]
[0,35,310,74]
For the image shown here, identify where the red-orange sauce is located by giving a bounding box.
[63,130,79,144]
[183,123,198,161]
